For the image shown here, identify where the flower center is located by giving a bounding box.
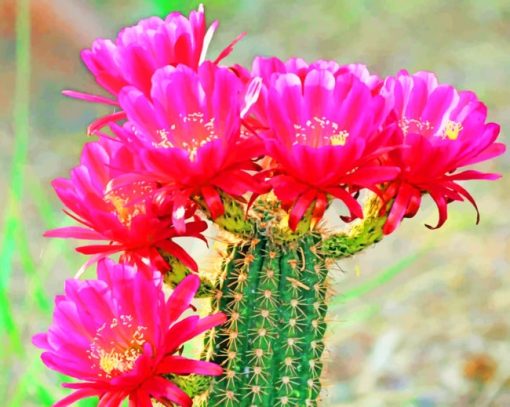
[293,116,349,147]
[98,346,141,376]
[103,181,154,227]
[399,117,463,140]
[155,112,217,161]
[89,315,148,378]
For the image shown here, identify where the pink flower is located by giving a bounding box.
[33,260,226,407]
[113,62,264,225]
[250,56,381,88]
[257,68,399,229]
[64,5,244,134]
[235,56,382,132]
[380,71,506,234]
[45,139,207,274]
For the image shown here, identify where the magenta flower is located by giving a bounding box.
[113,61,264,226]
[33,260,226,407]
[256,67,399,229]
[249,56,381,89]
[380,71,506,234]
[45,139,207,274]
[64,5,244,134]
[235,56,382,132]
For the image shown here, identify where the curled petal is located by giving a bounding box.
[88,111,127,136]
[201,186,224,219]
[425,189,449,230]
[448,182,481,225]
[289,189,317,231]
[311,192,328,229]
[404,189,422,218]
[383,183,415,235]
[326,187,364,221]
[157,240,198,273]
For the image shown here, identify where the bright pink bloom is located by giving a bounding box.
[64,5,244,134]
[33,260,226,407]
[233,57,382,137]
[249,56,381,89]
[380,71,506,234]
[257,68,400,229]
[113,62,264,226]
[45,139,207,274]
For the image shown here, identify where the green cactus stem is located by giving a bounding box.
[203,230,328,406]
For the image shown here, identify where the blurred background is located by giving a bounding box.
[1,0,509,406]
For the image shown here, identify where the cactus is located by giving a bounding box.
[179,194,385,406]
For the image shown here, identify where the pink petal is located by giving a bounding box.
[213,31,246,65]
[166,274,200,323]
[383,183,415,235]
[129,391,153,407]
[158,240,198,273]
[164,313,226,353]
[447,170,501,182]
[326,187,364,220]
[98,391,126,407]
[199,19,218,64]
[448,182,481,225]
[53,389,100,407]
[157,355,223,376]
[146,376,192,407]
[311,192,328,228]
[32,333,49,349]
[241,77,263,118]
[289,189,316,231]
[44,226,104,240]
[62,90,119,106]
[425,189,449,230]
[88,111,127,136]
[201,185,224,219]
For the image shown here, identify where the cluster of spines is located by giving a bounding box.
[206,232,328,406]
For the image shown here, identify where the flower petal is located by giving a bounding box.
[157,355,223,376]
[166,274,200,323]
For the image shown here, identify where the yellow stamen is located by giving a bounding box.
[330,130,349,146]
[443,120,463,140]
[98,347,140,375]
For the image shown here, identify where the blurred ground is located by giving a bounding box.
[1,0,509,406]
